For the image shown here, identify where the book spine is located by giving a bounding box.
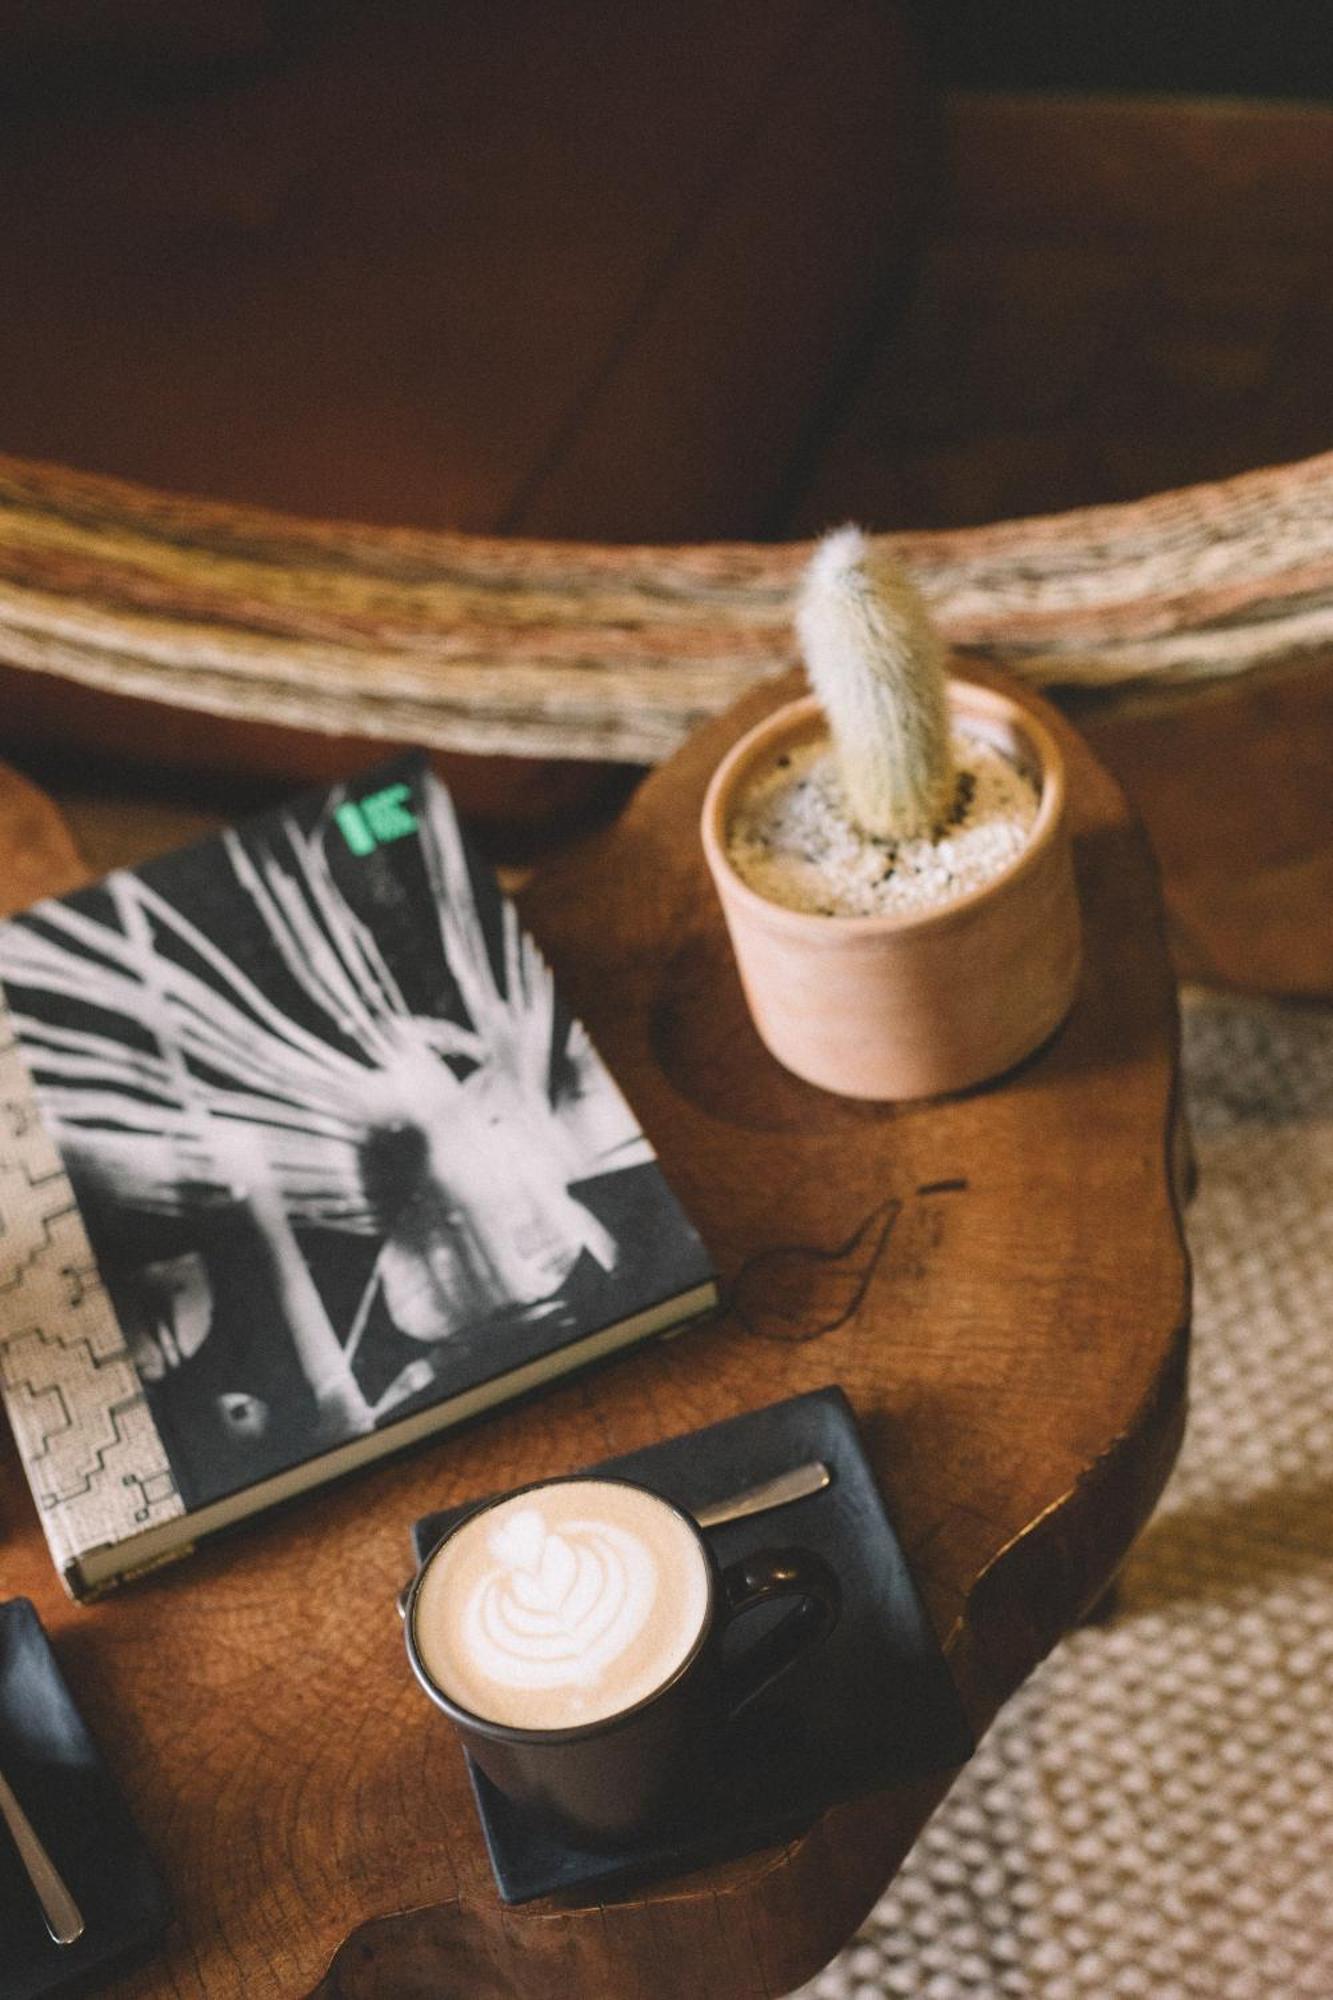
[0,1011,184,1584]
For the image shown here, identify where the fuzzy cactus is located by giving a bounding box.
[796,525,957,842]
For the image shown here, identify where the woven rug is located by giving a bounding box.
[796,992,1333,2000]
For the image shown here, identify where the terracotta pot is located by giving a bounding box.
[700,683,1082,1100]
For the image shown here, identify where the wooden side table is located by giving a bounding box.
[0,669,1189,1999]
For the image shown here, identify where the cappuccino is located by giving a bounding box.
[412,1479,711,1732]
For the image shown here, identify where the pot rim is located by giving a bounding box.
[701,680,1069,941]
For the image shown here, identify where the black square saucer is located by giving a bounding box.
[0,1599,171,2000]
[409,1385,974,1904]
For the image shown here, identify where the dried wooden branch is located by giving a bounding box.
[0,450,1330,766]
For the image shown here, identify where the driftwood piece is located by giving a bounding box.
[0,451,1331,770]
[0,670,1189,1999]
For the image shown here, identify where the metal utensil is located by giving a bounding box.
[0,1763,85,1946]
[395,1459,832,1619]
[693,1459,831,1528]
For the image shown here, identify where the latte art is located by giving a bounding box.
[467,1508,656,1690]
[412,1479,711,1730]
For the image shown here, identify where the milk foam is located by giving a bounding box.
[466,1507,655,1689]
[413,1481,711,1730]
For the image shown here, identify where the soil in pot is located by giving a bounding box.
[725,727,1039,920]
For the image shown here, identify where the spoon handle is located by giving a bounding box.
[0,1765,85,1946]
[693,1460,831,1529]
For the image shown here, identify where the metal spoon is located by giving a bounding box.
[0,1764,85,1946]
[396,1459,832,1618]
[693,1459,831,1528]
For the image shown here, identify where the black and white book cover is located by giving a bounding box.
[0,755,715,1594]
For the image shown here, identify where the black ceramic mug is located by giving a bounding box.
[404,1474,840,1846]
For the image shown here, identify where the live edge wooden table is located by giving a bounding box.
[0,667,1190,2000]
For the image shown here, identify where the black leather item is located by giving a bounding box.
[0,1600,170,2000]
[409,1385,974,1904]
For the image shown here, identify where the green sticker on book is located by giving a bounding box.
[336,783,418,855]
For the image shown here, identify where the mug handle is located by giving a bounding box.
[717,1547,841,1719]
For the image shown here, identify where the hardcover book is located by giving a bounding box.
[0,756,715,1598]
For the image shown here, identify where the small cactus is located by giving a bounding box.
[796,526,956,842]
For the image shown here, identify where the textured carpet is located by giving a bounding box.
[796,992,1333,2000]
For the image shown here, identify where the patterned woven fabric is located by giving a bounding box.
[797,993,1333,2000]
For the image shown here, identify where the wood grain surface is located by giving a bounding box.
[0,758,86,908]
[1084,653,1333,998]
[0,676,1188,1999]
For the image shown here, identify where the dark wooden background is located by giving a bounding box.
[0,15,1327,996]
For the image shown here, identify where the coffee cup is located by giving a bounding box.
[404,1473,840,1846]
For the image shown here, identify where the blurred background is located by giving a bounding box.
[0,0,1329,986]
